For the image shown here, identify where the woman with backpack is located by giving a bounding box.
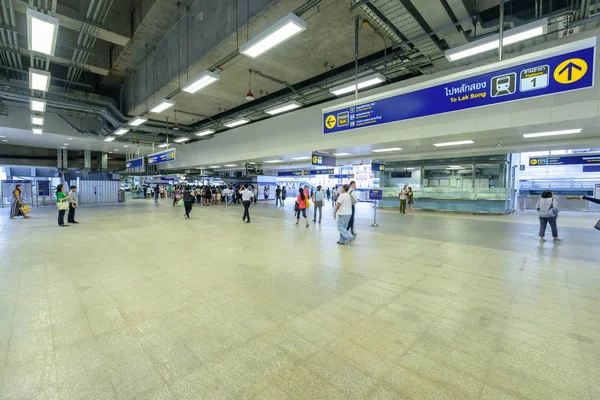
[536,190,561,243]
[295,187,310,228]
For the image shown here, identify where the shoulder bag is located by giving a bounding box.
[57,201,69,211]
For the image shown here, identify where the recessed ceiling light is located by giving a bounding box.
[264,160,283,163]
[334,152,351,156]
[433,140,474,147]
[29,68,51,92]
[265,101,302,115]
[114,128,129,135]
[149,99,175,113]
[32,128,42,135]
[330,73,386,96]
[0,135,5,138]
[291,156,311,160]
[195,129,215,137]
[32,116,44,125]
[30,98,46,112]
[63,143,68,146]
[181,70,220,94]
[224,164,238,167]
[61,146,65,149]
[523,129,581,138]
[27,8,59,56]
[209,165,221,168]
[224,118,250,128]
[2,139,8,142]
[67,137,72,140]
[157,143,169,148]
[174,137,191,143]
[104,137,116,142]
[123,145,128,147]
[114,149,119,151]
[239,13,307,58]
[128,116,148,126]
[372,147,402,153]
[448,166,463,168]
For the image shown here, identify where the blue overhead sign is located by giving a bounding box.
[529,154,600,166]
[308,169,335,175]
[330,174,354,179]
[148,149,176,165]
[323,39,595,134]
[371,162,385,172]
[312,154,336,166]
[38,181,50,196]
[278,170,306,177]
[126,157,144,169]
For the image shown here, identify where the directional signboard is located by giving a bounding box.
[312,153,336,167]
[529,154,600,166]
[323,38,596,134]
[148,149,176,166]
[371,162,385,172]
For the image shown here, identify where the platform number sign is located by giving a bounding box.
[520,65,549,92]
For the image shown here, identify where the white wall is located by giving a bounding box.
[170,30,600,169]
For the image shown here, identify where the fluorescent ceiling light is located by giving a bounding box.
[523,129,581,138]
[29,68,50,92]
[209,165,221,168]
[32,128,42,135]
[181,70,220,94]
[149,99,175,113]
[114,149,119,151]
[123,145,128,147]
[433,140,475,147]
[67,137,72,140]
[128,117,148,126]
[291,156,311,160]
[1,139,7,142]
[31,116,44,125]
[334,152,352,156]
[224,164,238,167]
[157,143,169,148]
[448,166,463,169]
[240,13,307,58]
[30,99,46,112]
[330,73,386,96]
[445,18,548,62]
[224,118,250,128]
[104,137,116,142]
[114,128,129,135]
[372,147,402,153]
[174,137,190,143]
[264,160,283,163]
[63,143,68,146]
[27,8,59,56]
[195,129,215,137]
[265,101,302,115]
[61,147,65,149]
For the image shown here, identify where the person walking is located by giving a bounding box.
[56,184,70,227]
[326,187,331,201]
[399,184,408,214]
[295,188,310,228]
[182,185,196,218]
[263,186,269,203]
[407,187,414,214]
[332,185,339,206]
[9,184,28,220]
[334,184,355,245]
[281,186,287,207]
[312,185,324,224]
[239,185,254,223]
[252,185,259,204]
[536,190,561,243]
[67,185,80,224]
[346,181,359,236]
[172,186,180,207]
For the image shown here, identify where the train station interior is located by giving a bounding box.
[0,0,599,399]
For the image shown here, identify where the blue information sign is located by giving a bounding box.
[369,189,383,200]
[312,153,336,166]
[308,169,335,175]
[38,180,50,196]
[583,165,600,173]
[278,170,306,177]
[148,149,176,166]
[371,162,385,172]
[529,154,600,166]
[126,157,144,169]
[329,174,355,179]
[323,41,595,134]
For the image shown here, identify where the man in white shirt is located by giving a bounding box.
[399,184,408,214]
[333,184,355,245]
[67,185,79,224]
[239,185,254,223]
[346,180,359,236]
[222,186,232,204]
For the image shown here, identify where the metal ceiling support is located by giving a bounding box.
[350,0,372,12]
[0,64,94,87]
[391,16,474,50]
[249,69,308,101]
[397,0,448,51]
[499,0,505,61]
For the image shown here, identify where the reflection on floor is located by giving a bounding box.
[0,199,599,399]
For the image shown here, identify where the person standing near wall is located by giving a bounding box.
[399,184,408,214]
[334,184,355,245]
[67,185,79,224]
[346,181,359,236]
[536,190,561,243]
[312,185,324,224]
[240,185,254,223]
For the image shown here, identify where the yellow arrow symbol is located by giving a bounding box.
[325,115,336,129]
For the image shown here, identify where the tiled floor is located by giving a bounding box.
[0,199,599,399]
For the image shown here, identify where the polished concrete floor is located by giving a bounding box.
[0,199,599,399]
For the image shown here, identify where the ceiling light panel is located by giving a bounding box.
[181,70,220,94]
[27,8,59,56]
[31,116,44,125]
[157,143,169,148]
[264,160,283,163]
[372,147,402,153]
[114,128,129,135]
[433,140,475,147]
[291,156,311,160]
[128,117,148,126]
[523,129,581,138]
[104,137,116,142]
[329,73,386,96]
[29,68,51,92]
[240,13,307,58]
[195,129,215,137]
[32,128,42,135]
[334,152,352,156]
[174,137,190,143]
[224,118,250,128]
[149,99,175,113]
[265,101,302,115]
[30,99,46,112]
[224,164,238,167]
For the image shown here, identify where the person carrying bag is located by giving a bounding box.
[536,190,561,242]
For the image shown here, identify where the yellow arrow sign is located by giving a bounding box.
[325,115,336,129]
[554,58,588,84]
